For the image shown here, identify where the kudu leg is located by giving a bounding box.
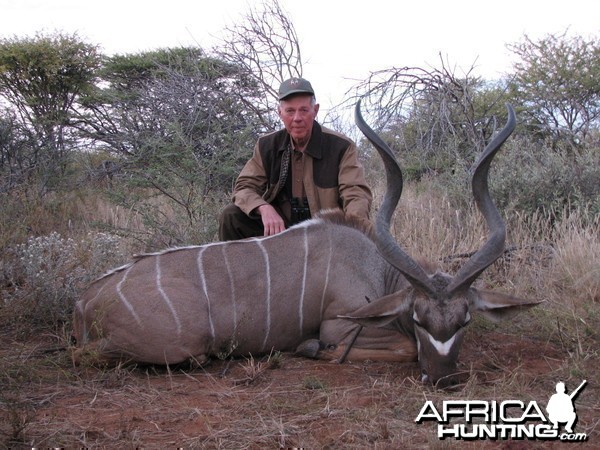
[296,324,417,363]
[318,338,418,363]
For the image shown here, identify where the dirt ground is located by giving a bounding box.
[2,323,597,449]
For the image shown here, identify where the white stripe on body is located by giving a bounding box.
[319,229,333,320]
[221,244,237,329]
[197,247,216,342]
[298,227,308,333]
[256,239,272,352]
[155,255,182,336]
[116,266,142,326]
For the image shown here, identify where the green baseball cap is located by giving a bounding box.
[278,77,315,100]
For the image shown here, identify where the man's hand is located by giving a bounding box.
[257,204,286,236]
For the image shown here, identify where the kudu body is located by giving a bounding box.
[72,219,411,365]
[72,102,539,385]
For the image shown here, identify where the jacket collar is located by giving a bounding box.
[304,121,323,159]
[278,121,323,159]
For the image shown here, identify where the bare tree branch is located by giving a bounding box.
[343,57,508,173]
[214,0,303,130]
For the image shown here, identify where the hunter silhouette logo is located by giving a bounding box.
[546,380,586,434]
[415,379,588,441]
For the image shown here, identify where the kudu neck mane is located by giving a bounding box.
[314,209,375,240]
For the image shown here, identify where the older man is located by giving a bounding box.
[218,77,372,240]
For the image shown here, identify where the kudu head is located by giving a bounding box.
[348,101,542,388]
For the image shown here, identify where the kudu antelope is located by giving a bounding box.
[72,102,540,386]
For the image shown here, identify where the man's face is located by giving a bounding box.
[278,95,319,148]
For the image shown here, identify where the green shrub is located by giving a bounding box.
[492,137,599,221]
[425,137,599,225]
[1,231,126,332]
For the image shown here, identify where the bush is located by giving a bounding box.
[491,137,600,221]
[1,231,126,332]
[426,136,600,226]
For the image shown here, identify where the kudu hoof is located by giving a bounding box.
[295,339,326,358]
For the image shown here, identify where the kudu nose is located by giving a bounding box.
[421,367,461,388]
[434,374,460,389]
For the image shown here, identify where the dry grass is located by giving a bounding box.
[1,178,599,448]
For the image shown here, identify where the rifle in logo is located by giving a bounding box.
[546,379,587,433]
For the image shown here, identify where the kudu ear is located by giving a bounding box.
[471,289,544,322]
[338,292,409,328]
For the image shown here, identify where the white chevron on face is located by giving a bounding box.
[426,332,457,356]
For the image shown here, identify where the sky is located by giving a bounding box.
[1,0,598,113]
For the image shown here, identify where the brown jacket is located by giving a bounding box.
[232,121,372,226]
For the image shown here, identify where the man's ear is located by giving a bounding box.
[470,289,544,322]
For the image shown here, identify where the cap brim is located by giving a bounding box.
[279,89,314,100]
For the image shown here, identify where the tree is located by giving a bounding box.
[79,47,265,246]
[507,32,600,147]
[0,31,100,194]
[215,0,303,130]
[349,56,510,177]
[0,111,30,192]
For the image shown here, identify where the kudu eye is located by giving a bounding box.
[462,311,472,327]
[412,311,423,328]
